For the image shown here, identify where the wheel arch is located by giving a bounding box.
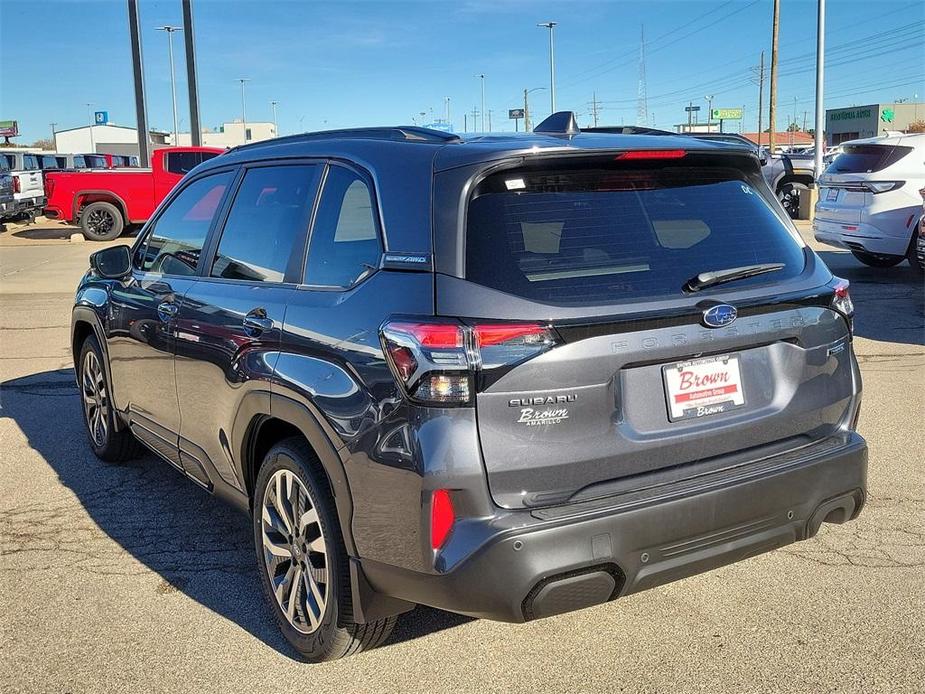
[71,304,128,430]
[73,190,129,223]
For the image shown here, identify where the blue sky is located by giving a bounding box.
[1,0,923,143]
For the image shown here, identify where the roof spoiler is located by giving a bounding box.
[533,111,580,137]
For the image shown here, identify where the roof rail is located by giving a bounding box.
[533,111,581,136]
[228,126,460,153]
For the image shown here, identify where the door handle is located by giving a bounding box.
[243,308,274,335]
[157,300,178,323]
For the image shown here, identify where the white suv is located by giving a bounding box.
[814,132,925,272]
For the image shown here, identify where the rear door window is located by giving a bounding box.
[465,162,805,305]
[827,144,912,173]
[134,171,233,275]
[210,165,319,283]
[303,166,381,288]
[166,151,220,175]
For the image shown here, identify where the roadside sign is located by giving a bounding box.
[0,120,19,136]
[711,108,743,120]
[509,108,525,120]
[684,105,701,112]
[94,111,109,125]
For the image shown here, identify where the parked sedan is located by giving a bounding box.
[814,133,925,270]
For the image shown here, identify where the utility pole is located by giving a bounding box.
[238,78,250,144]
[537,22,557,112]
[790,95,797,146]
[636,25,648,126]
[127,0,150,165]
[524,89,530,132]
[471,108,480,133]
[803,110,808,133]
[687,100,693,131]
[86,103,95,152]
[705,95,714,130]
[590,92,601,127]
[464,113,467,133]
[488,109,493,132]
[155,25,182,146]
[181,0,201,146]
[270,100,279,136]
[753,51,766,148]
[50,122,57,145]
[769,0,780,152]
[444,96,450,126]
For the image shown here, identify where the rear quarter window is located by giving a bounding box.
[465,162,805,305]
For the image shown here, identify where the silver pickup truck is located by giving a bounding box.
[687,133,816,218]
[0,150,47,222]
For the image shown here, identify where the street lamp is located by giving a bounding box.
[523,87,546,132]
[155,25,183,146]
[537,22,557,113]
[238,78,250,143]
[705,94,715,128]
[270,100,279,137]
[475,74,486,131]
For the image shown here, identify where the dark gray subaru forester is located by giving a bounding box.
[72,112,867,661]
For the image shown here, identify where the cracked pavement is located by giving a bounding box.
[1,221,923,693]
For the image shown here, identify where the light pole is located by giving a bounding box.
[523,87,545,132]
[705,95,714,129]
[444,96,451,126]
[238,78,250,143]
[155,25,182,146]
[270,100,279,137]
[537,22,557,113]
[476,74,486,131]
[86,103,95,152]
[812,0,825,181]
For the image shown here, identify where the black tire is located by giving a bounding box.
[850,250,904,268]
[906,221,924,274]
[253,437,396,661]
[777,183,802,219]
[80,201,124,241]
[78,335,144,462]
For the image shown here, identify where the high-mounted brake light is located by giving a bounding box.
[380,319,559,406]
[430,489,455,550]
[615,149,687,161]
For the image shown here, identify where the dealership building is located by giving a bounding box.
[825,102,923,145]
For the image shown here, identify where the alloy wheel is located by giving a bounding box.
[260,469,329,634]
[86,209,114,235]
[81,350,109,446]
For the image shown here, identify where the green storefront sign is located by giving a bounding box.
[830,108,873,122]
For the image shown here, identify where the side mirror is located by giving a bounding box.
[758,148,769,166]
[90,245,132,279]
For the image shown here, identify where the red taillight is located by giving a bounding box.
[831,277,854,320]
[615,149,687,160]
[430,489,455,550]
[380,319,558,405]
[45,177,55,198]
[13,175,20,194]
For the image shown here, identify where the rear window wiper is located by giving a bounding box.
[684,263,785,292]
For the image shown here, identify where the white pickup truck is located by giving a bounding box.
[0,150,47,221]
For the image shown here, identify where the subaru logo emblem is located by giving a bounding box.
[702,304,738,328]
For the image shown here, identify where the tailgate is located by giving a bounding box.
[476,307,854,508]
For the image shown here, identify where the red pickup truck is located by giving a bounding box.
[44,146,223,240]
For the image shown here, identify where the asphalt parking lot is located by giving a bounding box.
[1,218,923,693]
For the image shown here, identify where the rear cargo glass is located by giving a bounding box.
[827,144,912,174]
[465,163,805,305]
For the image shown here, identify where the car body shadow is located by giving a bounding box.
[11,223,142,241]
[815,250,924,347]
[0,368,470,659]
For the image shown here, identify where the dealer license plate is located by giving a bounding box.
[663,354,746,421]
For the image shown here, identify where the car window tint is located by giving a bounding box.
[135,171,232,275]
[73,156,86,168]
[23,155,38,170]
[827,144,913,174]
[211,165,318,283]
[465,164,805,305]
[167,151,219,175]
[0,155,12,169]
[304,167,381,287]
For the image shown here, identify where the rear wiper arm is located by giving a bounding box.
[684,263,785,292]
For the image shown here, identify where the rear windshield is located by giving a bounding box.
[37,155,59,170]
[465,163,805,305]
[827,144,912,174]
[84,155,107,168]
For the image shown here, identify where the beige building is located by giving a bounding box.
[173,121,277,148]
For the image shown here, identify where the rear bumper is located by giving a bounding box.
[362,432,867,622]
[813,218,910,256]
[13,196,46,213]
